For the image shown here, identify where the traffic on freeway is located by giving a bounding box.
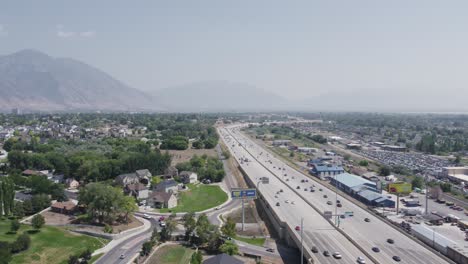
[220,124,450,264]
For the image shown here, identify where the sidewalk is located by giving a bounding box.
[92,216,152,256]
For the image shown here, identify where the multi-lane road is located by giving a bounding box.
[220,124,450,264]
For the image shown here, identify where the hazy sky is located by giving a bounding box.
[1,1,468,101]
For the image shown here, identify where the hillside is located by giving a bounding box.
[0,49,157,112]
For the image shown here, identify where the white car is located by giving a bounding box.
[119,254,126,259]
[332,252,342,259]
[285,200,290,203]
[357,256,366,264]
[159,221,166,227]
[291,201,295,205]
[142,214,151,219]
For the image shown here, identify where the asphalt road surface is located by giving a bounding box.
[220,124,450,264]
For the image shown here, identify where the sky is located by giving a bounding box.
[1,0,468,103]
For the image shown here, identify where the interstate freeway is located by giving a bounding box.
[219,124,450,264]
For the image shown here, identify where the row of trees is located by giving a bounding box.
[78,183,137,225]
[0,233,31,263]
[0,177,15,217]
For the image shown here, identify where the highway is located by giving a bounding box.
[219,126,375,264]
[220,124,451,264]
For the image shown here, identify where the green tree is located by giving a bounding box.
[141,241,154,256]
[190,251,203,264]
[221,217,236,238]
[12,201,25,218]
[219,241,239,256]
[0,242,12,264]
[379,166,391,176]
[358,160,369,167]
[411,176,424,190]
[10,219,20,233]
[31,214,45,229]
[11,233,30,253]
[183,212,197,240]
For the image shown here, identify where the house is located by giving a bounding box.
[148,191,177,209]
[124,183,149,200]
[48,174,64,184]
[154,179,179,193]
[203,253,244,264]
[22,169,42,176]
[65,178,80,189]
[179,171,198,184]
[164,166,178,179]
[14,191,32,202]
[115,169,151,187]
[51,200,77,215]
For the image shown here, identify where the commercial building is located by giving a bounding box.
[309,164,345,180]
[330,173,395,207]
[442,167,468,184]
[382,145,407,152]
[346,143,362,150]
[272,139,291,146]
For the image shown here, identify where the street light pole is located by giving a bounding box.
[425,175,429,215]
[335,173,339,226]
[301,217,304,264]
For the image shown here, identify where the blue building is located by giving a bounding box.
[330,173,395,208]
[309,164,345,180]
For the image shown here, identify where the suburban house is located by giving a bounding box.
[203,254,244,264]
[51,200,77,215]
[148,191,177,209]
[179,171,198,184]
[124,183,149,200]
[65,178,80,189]
[164,166,178,179]
[22,169,43,176]
[115,169,152,187]
[154,179,179,194]
[48,174,64,184]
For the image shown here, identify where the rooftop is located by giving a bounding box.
[335,173,377,189]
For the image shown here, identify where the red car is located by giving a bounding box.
[295,226,301,231]
[159,216,165,222]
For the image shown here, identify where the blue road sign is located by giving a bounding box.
[231,188,257,199]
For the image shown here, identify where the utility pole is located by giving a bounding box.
[241,198,245,231]
[334,174,339,225]
[425,175,429,215]
[301,217,304,264]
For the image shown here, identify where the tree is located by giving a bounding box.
[151,227,160,243]
[343,154,351,161]
[455,155,462,164]
[31,214,45,229]
[141,241,154,256]
[10,219,20,233]
[358,160,369,167]
[160,219,177,242]
[183,212,197,240]
[68,255,79,264]
[219,241,239,256]
[221,217,236,238]
[11,233,30,253]
[13,201,25,218]
[1,177,15,216]
[79,249,92,261]
[121,195,138,224]
[190,251,203,264]
[0,242,12,264]
[379,166,391,176]
[441,183,452,192]
[411,176,424,190]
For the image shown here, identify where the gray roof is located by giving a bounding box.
[336,173,377,189]
[157,179,178,188]
[150,191,173,202]
[203,254,243,264]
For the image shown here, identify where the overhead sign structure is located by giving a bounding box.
[324,211,333,220]
[388,182,412,194]
[231,188,257,200]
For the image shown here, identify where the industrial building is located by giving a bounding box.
[382,145,407,152]
[330,173,395,207]
[309,164,345,180]
[272,139,291,146]
[442,166,468,184]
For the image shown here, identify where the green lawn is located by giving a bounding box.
[90,253,104,264]
[0,219,108,264]
[159,184,228,213]
[148,244,193,264]
[235,235,265,246]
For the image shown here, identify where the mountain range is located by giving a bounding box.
[0,50,286,112]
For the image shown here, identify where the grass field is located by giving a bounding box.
[159,184,228,213]
[235,235,265,246]
[148,244,193,264]
[0,219,108,264]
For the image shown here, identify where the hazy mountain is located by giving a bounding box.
[0,49,158,112]
[153,80,288,112]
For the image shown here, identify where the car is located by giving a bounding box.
[319,188,323,191]
[392,256,401,262]
[215,206,220,210]
[310,189,315,192]
[304,188,308,191]
[387,238,394,244]
[295,226,300,231]
[336,200,341,203]
[119,254,126,259]
[357,256,366,264]
[276,202,280,206]
[158,216,165,222]
[323,250,330,257]
[305,179,309,182]
[275,195,278,198]
[337,203,342,207]
[372,247,380,253]
[280,189,283,192]
[266,248,275,253]
[296,186,300,189]
[340,215,345,219]
[285,200,290,203]
[286,179,289,181]
[364,218,370,222]
[332,252,342,259]
[327,201,333,205]
[142,213,151,219]
[273,166,276,168]
[323,195,328,198]
[301,179,305,183]
[311,246,319,253]
[284,174,287,176]
[159,221,166,227]
[291,201,296,205]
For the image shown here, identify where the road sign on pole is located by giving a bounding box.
[324,211,333,220]
[231,188,257,200]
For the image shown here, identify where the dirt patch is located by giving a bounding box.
[228,203,258,224]
[41,211,75,225]
[111,215,143,233]
[168,148,217,166]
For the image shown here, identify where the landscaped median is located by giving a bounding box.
[158,184,228,213]
[0,219,108,264]
[146,244,194,264]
